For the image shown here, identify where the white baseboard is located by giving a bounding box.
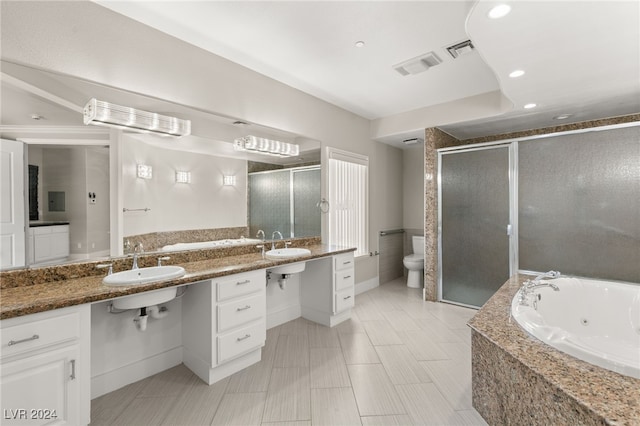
[90,346,182,399]
[267,304,301,329]
[355,276,379,295]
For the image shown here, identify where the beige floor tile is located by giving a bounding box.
[456,409,489,425]
[360,414,413,425]
[335,313,366,334]
[211,392,266,425]
[420,359,473,410]
[110,396,179,426]
[227,333,278,393]
[160,376,229,425]
[310,347,351,388]
[451,326,472,346]
[417,318,467,344]
[395,383,465,425]
[137,364,199,398]
[308,323,340,347]
[279,317,312,335]
[261,422,312,426]
[347,364,406,416]
[402,301,440,320]
[90,380,147,425]
[440,341,472,364]
[362,320,403,345]
[263,367,311,422]
[375,344,432,384]
[353,300,386,321]
[397,329,450,361]
[382,310,422,331]
[274,334,309,368]
[338,332,380,364]
[310,387,362,426]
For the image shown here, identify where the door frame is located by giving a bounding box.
[436,141,518,308]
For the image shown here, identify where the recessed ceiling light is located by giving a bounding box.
[524,103,537,109]
[553,114,572,120]
[355,41,365,48]
[509,70,525,78]
[488,4,511,19]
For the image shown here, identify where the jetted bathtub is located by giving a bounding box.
[161,238,262,251]
[511,276,640,379]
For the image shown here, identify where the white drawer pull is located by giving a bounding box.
[236,279,251,285]
[343,275,351,279]
[8,334,39,346]
[343,295,352,300]
[343,261,351,265]
[237,334,251,341]
[236,305,251,311]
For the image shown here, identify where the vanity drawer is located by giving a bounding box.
[217,292,265,333]
[1,309,80,359]
[216,270,265,302]
[217,321,265,364]
[334,270,354,291]
[334,252,354,271]
[335,287,355,314]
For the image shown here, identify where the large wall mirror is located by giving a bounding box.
[0,61,321,270]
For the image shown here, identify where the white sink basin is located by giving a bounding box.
[103,266,186,286]
[269,262,306,275]
[265,247,311,260]
[112,287,178,310]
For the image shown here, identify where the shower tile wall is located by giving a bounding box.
[249,170,291,238]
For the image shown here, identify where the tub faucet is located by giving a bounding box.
[271,231,283,250]
[518,270,561,305]
[533,270,561,282]
[132,242,144,270]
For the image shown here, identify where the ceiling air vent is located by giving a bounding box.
[393,52,442,76]
[403,137,424,146]
[446,39,475,59]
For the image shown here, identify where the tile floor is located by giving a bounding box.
[90,277,487,425]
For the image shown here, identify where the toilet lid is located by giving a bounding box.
[405,254,423,261]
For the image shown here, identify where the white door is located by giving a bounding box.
[0,139,26,268]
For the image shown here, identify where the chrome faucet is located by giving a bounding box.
[256,229,265,241]
[132,242,144,270]
[518,270,561,306]
[271,231,283,250]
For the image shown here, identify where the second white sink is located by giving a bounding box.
[103,265,186,286]
[265,247,311,260]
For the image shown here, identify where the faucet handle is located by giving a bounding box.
[96,263,113,275]
[157,256,170,266]
[285,241,292,248]
[256,244,265,259]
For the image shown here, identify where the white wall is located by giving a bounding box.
[122,136,247,237]
[86,147,110,255]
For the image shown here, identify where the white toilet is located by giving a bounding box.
[403,236,425,288]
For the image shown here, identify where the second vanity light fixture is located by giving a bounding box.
[234,135,299,157]
[175,171,191,184]
[83,98,191,137]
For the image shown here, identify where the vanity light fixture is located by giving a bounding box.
[137,164,153,179]
[488,4,511,19]
[175,171,191,184]
[223,175,236,186]
[83,98,191,137]
[233,135,300,157]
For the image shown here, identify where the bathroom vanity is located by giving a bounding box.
[27,222,70,265]
[0,244,354,426]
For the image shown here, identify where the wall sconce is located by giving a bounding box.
[175,171,191,184]
[137,164,153,179]
[223,175,236,186]
[233,135,299,157]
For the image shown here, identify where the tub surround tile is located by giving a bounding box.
[124,226,249,252]
[469,274,640,425]
[0,240,351,320]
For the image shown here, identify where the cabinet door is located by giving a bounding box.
[49,231,69,258]
[33,234,52,263]
[1,346,79,425]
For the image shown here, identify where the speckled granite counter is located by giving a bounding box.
[0,242,354,320]
[468,274,640,425]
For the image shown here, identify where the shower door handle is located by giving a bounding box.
[506,224,512,236]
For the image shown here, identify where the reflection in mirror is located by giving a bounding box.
[1,60,322,268]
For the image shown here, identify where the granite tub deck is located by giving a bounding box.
[0,242,354,320]
[468,274,640,425]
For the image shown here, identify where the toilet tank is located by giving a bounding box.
[412,236,425,255]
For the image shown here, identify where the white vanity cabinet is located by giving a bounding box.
[301,251,355,327]
[28,225,70,265]
[182,270,266,385]
[0,305,91,426]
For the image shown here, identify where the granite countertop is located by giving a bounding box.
[468,274,640,425]
[29,221,70,227]
[0,244,354,320]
